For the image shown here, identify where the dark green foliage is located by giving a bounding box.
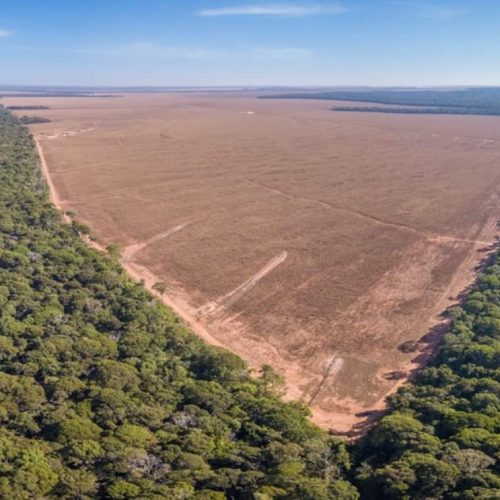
[6,105,51,110]
[19,115,51,124]
[331,106,500,116]
[0,108,353,498]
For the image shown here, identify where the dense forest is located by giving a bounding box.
[263,88,500,116]
[6,105,51,111]
[0,108,498,498]
[331,106,500,116]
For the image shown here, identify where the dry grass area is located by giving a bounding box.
[5,92,500,433]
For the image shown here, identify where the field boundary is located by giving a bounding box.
[35,136,227,350]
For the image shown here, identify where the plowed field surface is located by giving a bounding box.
[7,93,500,432]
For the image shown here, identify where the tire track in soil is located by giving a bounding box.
[308,356,344,406]
[122,222,191,263]
[239,177,491,246]
[195,251,288,319]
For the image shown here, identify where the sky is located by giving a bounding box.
[1,0,499,87]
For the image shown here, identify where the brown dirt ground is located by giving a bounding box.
[7,92,500,433]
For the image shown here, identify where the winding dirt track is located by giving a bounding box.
[36,138,69,221]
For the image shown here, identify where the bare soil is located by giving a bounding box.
[8,92,500,433]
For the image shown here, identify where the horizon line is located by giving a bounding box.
[1,84,497,91]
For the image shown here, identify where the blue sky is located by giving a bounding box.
[1,1,499,87]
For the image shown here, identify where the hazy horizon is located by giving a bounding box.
[3,85,499,93]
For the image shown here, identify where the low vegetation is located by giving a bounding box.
[331,106,500,116]
[19,115,51,124]
[0,108,498,498]
[6,105,51,110]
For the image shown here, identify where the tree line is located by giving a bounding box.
[18,115,51,124]
[6,105,51,110]
[262,88,500,116]
[331,106,500,116]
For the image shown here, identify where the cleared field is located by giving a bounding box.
[6,93,500,432]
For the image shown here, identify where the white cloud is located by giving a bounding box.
[418,5,468,20]
[389,2,468,20]
[249,47,313,59]
[75,42,227,59]
[0,29,14,38]
[67,41,313,61]
[197,3,347,17]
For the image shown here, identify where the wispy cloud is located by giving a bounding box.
[0,29,14,38]
[390,2,468,20]
[197,3,347,17]
[28,41,313,61]
[418,5,468,20]
[249,47,313,59]
[75,42,226,59]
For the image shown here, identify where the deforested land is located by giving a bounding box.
[4,92,500,433]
